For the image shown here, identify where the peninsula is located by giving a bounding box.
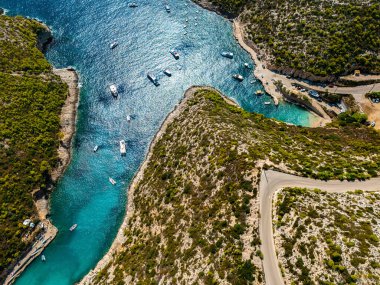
[0,14,79,284]
[81,87,380,284]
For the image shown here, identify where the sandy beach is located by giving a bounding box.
[4,68,80,285]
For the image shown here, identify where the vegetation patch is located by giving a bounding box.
[0,15,67,280]
[94,88,380,284]
[206,0,380,77]
[274,188,380,284]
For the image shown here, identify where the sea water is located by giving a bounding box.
[0,0,312,284]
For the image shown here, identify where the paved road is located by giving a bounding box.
[259,170,380,285]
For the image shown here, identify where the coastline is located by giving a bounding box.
[79,86,225,284]
[4,67,80,285]
[232,20,280,106]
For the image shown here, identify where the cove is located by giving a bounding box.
[0,0,312,284]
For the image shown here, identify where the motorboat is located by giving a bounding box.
[147,73,159,86]
[170,49,180,59]
[256,90,263,95]
[221,51,233,59]
[110,84,118,97]
[128,2,138,7]
[120,140,126,155]
[93,145,99,152]
[232,74,244,81]
[127,115,131,122]
[264,101,271,105]
[110,41,118,49]
[109,177,116,185]
[41,255,46,262]
[163,69,172,76]
[69,224,77,232]
[165,5,170,12]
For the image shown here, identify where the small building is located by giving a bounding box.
[354,70,360,76]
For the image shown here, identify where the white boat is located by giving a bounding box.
[93,145,99,152]
[165,5,170,12]
[163,69,172,76]
[120,140,126,155]
[69,224,77,232]
[128,2,138,7]
[110,84,118,97]
[264,101,271,105]
[126,115,131,122]
[170,49,180,60]
[147,73,159,86]
[41,255,46,262]
[109,177,116,185]
[110,42,118,49]
[221,51,233,59]
[232,74,244,81]
[244,62,250,68]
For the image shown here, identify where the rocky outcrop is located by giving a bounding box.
[36,22,53,53]
[269,65,336,83]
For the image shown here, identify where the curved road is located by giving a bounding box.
[259,170,380,285]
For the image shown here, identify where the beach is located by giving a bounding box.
[4,68,80,285]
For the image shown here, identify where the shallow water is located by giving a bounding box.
[0,0,312,284]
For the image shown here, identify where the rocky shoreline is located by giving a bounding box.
[79,86,227,284]
[4,67,80,285]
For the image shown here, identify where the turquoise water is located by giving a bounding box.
[1,0,312,284]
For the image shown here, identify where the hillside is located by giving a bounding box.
[274,188,380,284]
[0,15,68,281]
[88,87,380,284]
[200,0,380,78]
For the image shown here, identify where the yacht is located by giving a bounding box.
[109,177,116,185]
[232,74,244,81]
[165,5,170,12]
[127,115,131,122]
[93,145,99,152]
[110,41,118,49]
[163,69,172,76]
[221,51,233,59]
[147,73,160,86]
[170,49,180,59]
[120,140,126,155]
[69,224,77,232]
[128,2,138,7]
[110,84,118,97]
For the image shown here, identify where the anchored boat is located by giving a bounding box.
[120,140,126,156]
[256,90,263,95]
[170,49,179,60]
[93,145,99,152]
[232,74,244,81]
[110,84,118,97]
[110,41,118,49]
[109,177,116,185]
[165,5,170,12]
[221,51,233,59]
[69,224,77,232]
[128,2,138,7]
[163,69,172,76]
[147,73,159,86]
[41,255,46,262]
